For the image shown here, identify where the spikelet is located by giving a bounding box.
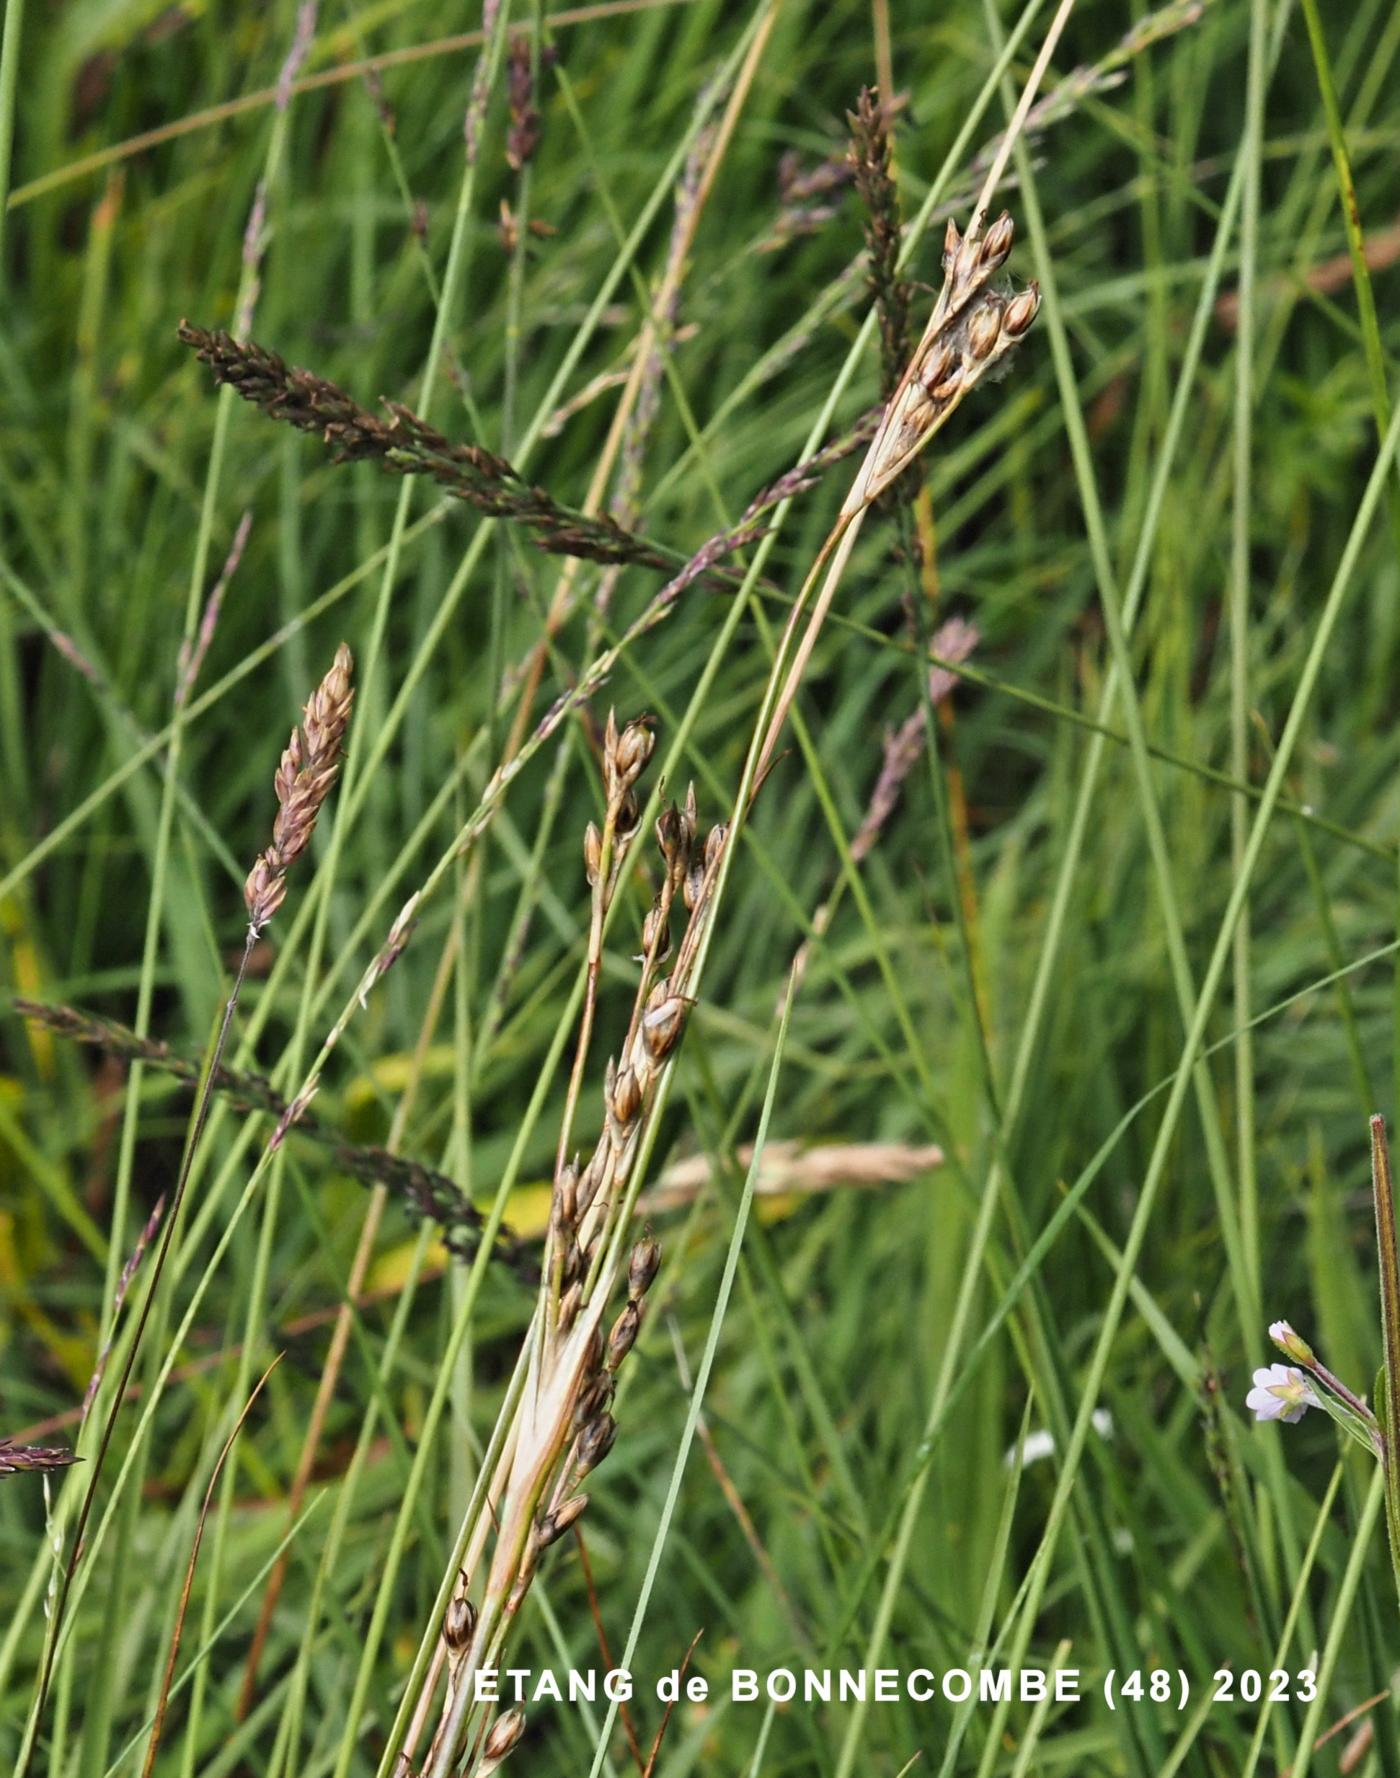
[244,643,355,931]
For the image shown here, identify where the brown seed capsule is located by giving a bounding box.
[616,788,640,837]
[942,216,961,269]
[642,902,671,961]
[613,719,655,787]
[899,387,935,438]
[575,1155,602,1216]
[704,823,727,868]
[583,822,602,886]
[655,804,687,879]
[577,1411,618,1474]
[444,1594,477,1651]
[560,1235,582,1284]
[646,975,672,1011]
[641,995,687,1061]
[953,231,981,290]
[931,368,963,402]
[607,1299,642,1369]
[555,1160,579,1225]
[917,340,955,392]
[980,210,1014,267]
[537,1493,589,1549]
[1003,282,1041,337]
[483,1707,526,1764]
[628,1236,661,1298]
[572,1371,614,1432]
[683,864,706,911]
[610,1065,641,1128]
[557,1279,583,1330]
[965,302,1002,360]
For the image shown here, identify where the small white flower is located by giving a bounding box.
[1247,1364,1317,1424]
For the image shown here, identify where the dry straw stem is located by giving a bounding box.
[404,721,725,1778]
[643,1139,945,1213]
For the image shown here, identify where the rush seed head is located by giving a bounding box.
[628,1236,662,1298]
[965,301,1002,360]
[1004,282,1042,337]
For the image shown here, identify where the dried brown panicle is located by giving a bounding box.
[0,1440,79,1478]
[847,87,912,402]
[244,642,355,932]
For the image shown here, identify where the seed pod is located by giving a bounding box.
[607,1300,642,1370]
[683,864,706,911]
[931,368,963,402]
[577,1411,618,1475]
[980,210,1014,267]
[572,1371,614,1432]
[953,231,980,290]
[584,1320,605,1374]
[537,1493,589,1548]
[942,216,961,269]
[646,975,672,1011]
[557,1279,583,1330]
[583,822,603,886]
[613,719,655,787]
[444,1593,477,1652]
[628,1236,662,1298]
[965,302,1001,360]
[1003,282,1041,337]
[574,1154,602,1216]
[555,1160,579,1225]
[900,387,935,437]
[560,1234,582,1284]
[655,802,690,874]
[704,823,727,868]
[641,995,686,1061]
[917,340,955,392]
[610,1065,641,1128]
[642,902,671,962]
[616,788,640,837]
[483,1709,527,1764]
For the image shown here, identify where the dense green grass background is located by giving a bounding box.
[4,0,1400,1771]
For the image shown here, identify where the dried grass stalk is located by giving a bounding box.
[400,718,725,1778]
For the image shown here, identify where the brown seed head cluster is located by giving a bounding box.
[0,1439,79,1478]
[861,210,1040,504]
[244,643,355,931]
[413,717,724,1778]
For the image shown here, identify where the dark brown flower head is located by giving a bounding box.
[0,1440,79,1478]
[244,643,355,930]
